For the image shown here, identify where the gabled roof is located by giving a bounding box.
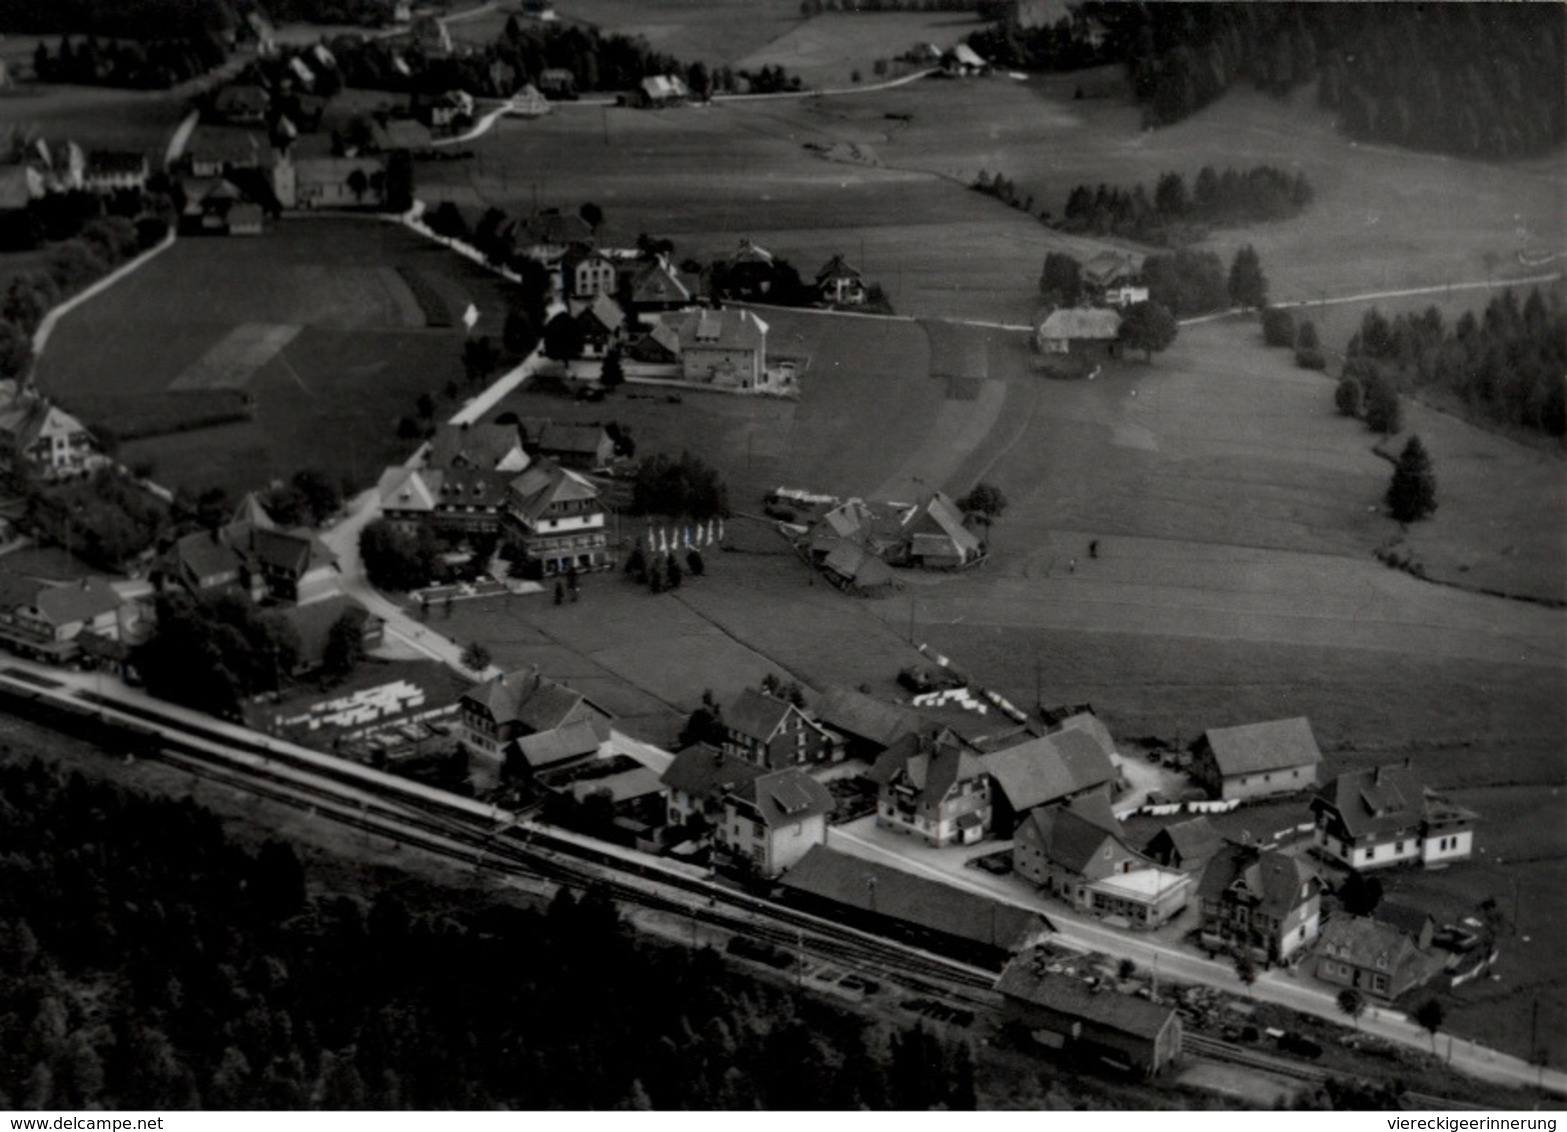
[514,716,604,769]
[172,529,243,582]
[85,151,149,177]
[904,491,981,556]
[1017,794,1125,874]
[661,743,764,798]
[569,764,664,804]
[1197,843,1319,919]
[577,292,626,333]
[507,458,600,521]
[250,526,336,576]
[426,422,526,471]
[1048,710,1116,758]
[676,307,768,352]
[983,727,1117,813]
[822,541,896,589]
[813,686,920,750]
[377,466,440,513]
[1318,915,1441,984]
[731,767,834,828]
[816,253,861,284]
[950,43,988,68]
[630,259,692,305]
[463,666,604,733]
[724,688,799,744]
[432,466,511,508]
[524,419,611,459]
[1200,716,1322,778]
[1039,307,1121,341]
[996,952,1177,1041]
[31,577,123,627]
[728,238,773,266]
[1081,250,1144,288]
[1311,761,1432,839]
[780,845,1045,951]
[1146,815,1221,865]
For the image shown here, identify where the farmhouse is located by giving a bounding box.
[780,845,1050,966]
[424,422,530,474]
[942,43,990,76]
[281,155,386,209]
[574,293,625,359]
[815,253,866,305]
[0,575,133,665]
[718,767,834,877]
[719,687,840,769]
[0,390,102,481]
[1035,307,1122,358]
[1081,250,1148,307]
[1143,815,1221,874]
[1198,842,1322,965]
[1190,716,1322,802]
[1310,760,1477,872]
[982,725,1119,834]
[868,727,993,846]
[812,685,920,761]
[519,208,594,262]
[457,664,612,778]
[997,950,1183,1078]
[501,458,612,576]
[899,491,983,568]
[818,540,899,596]
[508,85,551,118]
[519,419,615,470]
[1314,914,1445,1001]
[627,257,694,310]
[82,151,150,194]
[661,742,764,828]
[669,308,769,389]
[1014,793,1190,930]
[631,74,689,108]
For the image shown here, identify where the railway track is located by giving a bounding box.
[1184,1034,1328,1084]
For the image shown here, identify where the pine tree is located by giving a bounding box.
[1386,435,1437,523]
[1227,244,1268,310]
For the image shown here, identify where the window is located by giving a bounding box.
[1395,841,1404,853]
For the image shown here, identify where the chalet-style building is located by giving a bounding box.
[160,496,339,605]
[1080,250,1148,307]
[0,390,102,482]
[816,254,866,305]
[1014,793,1190,929]
[501,458,612,576]
[719,687,840,769]
[1190,716,1322,802]
[519,419,615,470]
[82,151,150,194]
[1035,307,1122,358]
[1315,914,1445,1001]
[0,574,134,664]
[718,767,833,877]
[868,727,992,846]
[661,743,764,828]
[1310,760,1477,872]
[1198,843,1322,966]
[997,949,1182,1077]
[457,665,612,778]
[899,491,983,568]
[574,293,625,359]
[982,725,1118,834]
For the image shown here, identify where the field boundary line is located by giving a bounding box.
[29,228,178,364]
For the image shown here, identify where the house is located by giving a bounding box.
[519,207,594,262]
[424,467,514,532]
[82,151,149,194]
[899,491,983,568]
[457,664,613,778]
[868,728,992,846]
[284,155,386,209]
[375,466,441,533]
[423,421,530,474]
[561,246,618,299]
[519,420,615,471]
[1014,793,1191,929]
[538,68,578,100]
[997,949,1182,1077]
[1315,914,1446,1001]
[720,687,840,769]
[0,574,130,664]
[508,85,551,118]
[161,495,339,604]
[718,767,834,877]
[661,742,765,828]
[1035,307,1122,357]
[1198,843,1322,965]
[816,253,867,305]
[627,257,693,311]
[30,139,84,191]
[574,293,625,359]
[185,128,271,178]
[779,844,1050,966]
[1080,250,1148,307]
[0,391,102,481]
[1310,760,1477,872]
[812,685,920,762]
[179,176,246,233]
[982,725,1119,833]
[1143,816,1221,874]
[275,593,383,675]
[941,43,990,76]
[1373,901,1438,952]
[670,308,769,389]
[819,540,899,596]
[630,74,689,108]
[809,497,909,562]
[501,457,612,576]
[164,528,253,597]
[214,83,270,124]
[1190,716,1322,803]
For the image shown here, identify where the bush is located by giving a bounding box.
[1296,346,1328,370]
[1334,377,1363,417]
[1261,306,1296,347]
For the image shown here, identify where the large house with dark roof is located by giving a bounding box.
[899,491,984,569]
[457,664,612,778]
[1198,842,1322,965]
[661,743,765,828]
[1143,815,1222,874]
[1314,914,1446,1001]
[0,574,135,664]
[1190,716,1322,802]
[423,422,529,474]
[868,727,992,846]
[667,307,769,389]
[520,419,615,470]
[1309,760,1477,872]
[502,458,612,576]
[719,767,834,876]
[997,948,1182,1077]
[719,687,841,769]
[982,725,1119,833]
[160,495,338,605]
[812,685,920,761]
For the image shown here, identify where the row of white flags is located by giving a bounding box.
[644,519,723,554]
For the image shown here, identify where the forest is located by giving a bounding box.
[0,758,983,1110]
[1057,166,1311,246]
[0,0,240,36]
[974,3,1565,161]
[1341,288,1567,438]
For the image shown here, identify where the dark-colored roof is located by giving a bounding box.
[1318,915,1437,979]
[1200,717,1322,778]
[85,151,148,176]
[732,768,834,829]
[813,686,920,750]
[426,422,523,471]
[1374,901,1437,939]
[996,952,1177,1042]
[173,530,242,582]
[1017,794,1125,875]
[514,716,603,769]
[526,420,610,458]
[725,688,797,743]
[1311,762,1427,839]
[983,728,1117,812]
[631,259,691,305]
[822,541,896,589]
[1197,843,1319,919]
[251,526,336,576]
[661,743,764,798]
[903,492,981,556]
[1146,816,1221,865]
[30,578,123,627]
[1048,711,1116,757]
[462,666,602,732]
[816,253,862,283]
[780,845,1045,951]
[507,459,599,522]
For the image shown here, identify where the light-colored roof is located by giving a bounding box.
[950,43,988,68]
[570,764,665,804]
[514,716,603,769]
[1039,307,1122,341]
[984,728,1117,813]
[507,458,599,521]
[816,253,862,283]
[578,292,626,332]
[1201,716,1322,778]
[677,307,768,353]
[378,466,439,513]
[1081,250,1144,287]
[1091,866,1188,900]
[904,491,981,556]
[1146,816,1221,864]
[463,665,603,733]
[630,259,691,305]
[599,728,675,776]
[0,166,39,210]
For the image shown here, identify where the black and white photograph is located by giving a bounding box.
[0,0,1562,1116]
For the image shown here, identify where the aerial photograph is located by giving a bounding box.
[0,0,1562,1115]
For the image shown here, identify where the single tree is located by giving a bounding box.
[599,346,625,390]
[1228,244,1269,310]
[686,548,705,577]
[1334,376,1363,417]
[1414,998,1445,1053]
[1038,251,1082,305]
[1336,988,1366,1030]
[1234,952,1258,997]
[542,311,585,362]
[579,201,604,237]
[1363,373,1404,434]
[460,641,492,672]
[321,611,365,681]
[1386,434,1437,523]
[502,308,538,357]
[1261,305,1296,347]
[1118,299,1179,361]
[958,482,1008,523]
[1338,872,1384,917]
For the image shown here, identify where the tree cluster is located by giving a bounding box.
[966,10,1116,73]
[708,255,814,307]
[30,32,230,88]
[0,760,980,1110]
[629,451,730,521]
[1341,291,1566,437]
[0,0,240,36]
[358,518,441,593]
[1060,166,1311,246]
[1140,247,1227,318]
[26,468,171,570]
[133,590,303,718]
[1113,4,1564,159]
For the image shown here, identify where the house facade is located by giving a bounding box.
[719,688,840,769]
[898,491,983,568]
[671,308,769,388]
[457,665,612,778]
[501,458,612,576]
[0,392,102,482]
[1035,307,1122,357]
[718,767,833,877]
[1190,716,1322,803]
[1310,761,1477,872]
[869,731,992,846]
[1198,843,1322,965]
[83,151,150,194]
[0,575,130,664]
[1315,914,1445,1001]
[661,743,763,828]
[816,254,866,305]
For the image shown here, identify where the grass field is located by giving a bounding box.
[34,218,519,498]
